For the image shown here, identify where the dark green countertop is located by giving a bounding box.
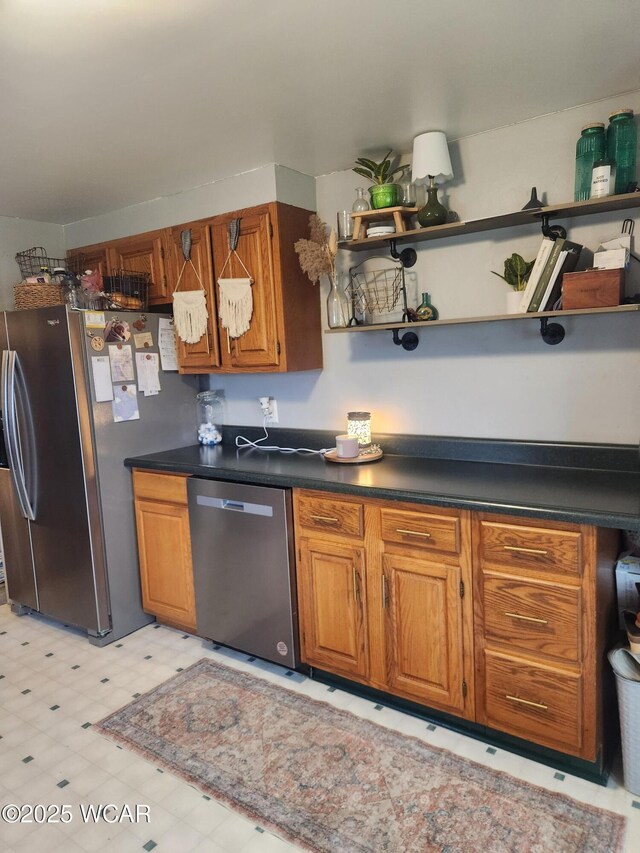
[125,438,640,530]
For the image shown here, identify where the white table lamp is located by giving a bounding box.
[412,131,453,227]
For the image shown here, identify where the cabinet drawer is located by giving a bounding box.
[483,651,582,754]
[381,508,459,555]
[296,494,364,538]
[132,470,189,505]
[479,521,581,576]
[483,575,581,662]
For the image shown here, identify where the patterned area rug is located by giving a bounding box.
[98,659,625,853]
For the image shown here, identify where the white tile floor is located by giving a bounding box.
[1,599,639,853]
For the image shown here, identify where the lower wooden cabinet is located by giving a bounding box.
[132,469,196,630]
[294,489,619,763]
[294,490,475,720]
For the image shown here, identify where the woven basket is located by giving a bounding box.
[14,283,65,311]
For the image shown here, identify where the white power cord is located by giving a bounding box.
[235,417,332,455]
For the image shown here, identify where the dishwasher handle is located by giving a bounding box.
[196,494,274,517]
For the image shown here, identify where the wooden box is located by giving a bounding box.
[562,268,624,310]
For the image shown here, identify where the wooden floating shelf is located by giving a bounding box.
[325,304,640,334]
[338,192,640,252]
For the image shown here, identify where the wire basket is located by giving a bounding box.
[346,259,409,324]
[15,247,67,279]
[102,269,149,311]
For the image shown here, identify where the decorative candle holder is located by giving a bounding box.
[347,411,371,449]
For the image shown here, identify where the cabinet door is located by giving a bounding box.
[297,538,368,680]
[134,498,196,629]
[66,245,110,277]
[168,222,221,371]
[211,210,279,369]
[107,229,170,305]
[383,551,465,713]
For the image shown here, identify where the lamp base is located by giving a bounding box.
[417,184,447,227]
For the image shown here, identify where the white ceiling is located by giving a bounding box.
[1,0,640,224]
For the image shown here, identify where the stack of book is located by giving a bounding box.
[518,236,583,313]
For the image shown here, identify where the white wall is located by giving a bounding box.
[62,92,640,446]
[208,92,640,445]
[0,217,65,310]
[64,164,316,248]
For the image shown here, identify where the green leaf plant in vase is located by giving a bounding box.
[353,149,408,210]
[491,252,534,314]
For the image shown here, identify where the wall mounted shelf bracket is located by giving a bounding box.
[540,316,565,345]
[391,327,419,350]
[389,240,417,268]
[540,213,566,240]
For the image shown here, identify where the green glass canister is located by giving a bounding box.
[574,123,605,201]
[415,292,439,321]
[607,109,637,194]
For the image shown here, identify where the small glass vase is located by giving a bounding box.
[326,274,349,328]
[352,187,370,212]
[415,292,439,321]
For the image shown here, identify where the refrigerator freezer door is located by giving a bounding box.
[4,306,110,634]
[0,467,37,609]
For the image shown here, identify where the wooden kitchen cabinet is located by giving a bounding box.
[167,220,221,371]
[208,202,322,373]
[66,243,110,277]
[297,538,369,680]
[132,469,196,630]
[106,228,171,305]
[294,490,475,719]
[473,512,619,761]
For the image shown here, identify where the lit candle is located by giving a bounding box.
[347,411,371,449]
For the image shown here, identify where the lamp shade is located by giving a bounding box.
[412,131,453,185]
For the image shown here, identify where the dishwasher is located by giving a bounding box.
[187,478,299,669]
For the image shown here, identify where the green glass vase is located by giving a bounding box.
[417,184,447,227]
[415,292,439,321]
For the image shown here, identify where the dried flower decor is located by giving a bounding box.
[294,214,337,284]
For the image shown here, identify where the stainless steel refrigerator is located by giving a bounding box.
[0,305,198,644]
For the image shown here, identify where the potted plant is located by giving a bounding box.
[492,252,534,313]
[353,150,408,210]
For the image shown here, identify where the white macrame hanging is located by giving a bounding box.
[172,229,209,344]
[217,222,254,349]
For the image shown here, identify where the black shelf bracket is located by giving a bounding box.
[540,213,566,241]
[540,316,565,345]
[389,239,417,268]
[391,328,419,350]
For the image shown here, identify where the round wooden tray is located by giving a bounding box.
[324,448,384,464]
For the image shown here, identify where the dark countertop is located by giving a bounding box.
[125,437,640,530]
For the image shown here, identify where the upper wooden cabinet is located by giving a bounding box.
[207,202,322,373]
[106,228,171,305]
[67,245,109,278]
[167,221,221,371]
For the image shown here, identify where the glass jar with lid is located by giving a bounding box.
[574,123,606,201]
[607,108,637,194]
[196,390,223,445]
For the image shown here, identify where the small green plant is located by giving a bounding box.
[491,253,535,292]
[353,149,408,185]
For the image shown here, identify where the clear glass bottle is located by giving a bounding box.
[326,275,349,328]
[398,167,416,206]
[352,187,370,212]
[574,123,605,201]
[607,108,637,194]
[196,390,223,445]
[415,292,439,321]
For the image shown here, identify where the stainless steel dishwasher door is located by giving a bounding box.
[188,478,299,669]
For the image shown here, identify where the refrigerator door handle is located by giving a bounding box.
[1,350,36,521]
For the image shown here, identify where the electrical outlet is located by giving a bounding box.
[258,396,279,423]
[266,398,278,424]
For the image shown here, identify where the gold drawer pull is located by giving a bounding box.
[506,694,548,711]
[310,514,339,524]
[396,528,431,538]
[504,611,549,625]
[503,545,549,556]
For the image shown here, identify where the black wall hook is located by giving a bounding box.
[389,240,417,268]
